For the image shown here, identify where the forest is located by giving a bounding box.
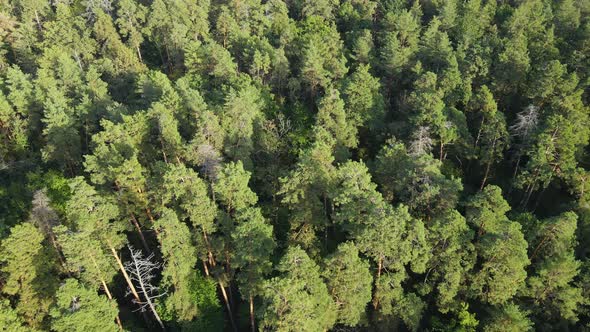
[0,0,590,331]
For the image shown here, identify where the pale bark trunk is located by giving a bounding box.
[136,46,143,63]
[90,254,123,330]
[219,282,237,332]
[34,10,42,31]
[250,294,255,332]
[131,252,165,331]
[108,243,141,302]
[130,213,150,253]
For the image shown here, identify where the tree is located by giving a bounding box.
[60,177,144,317]
[483,304,533,332]
[322,242,373,326]
[41,4,96,68]
[115,0,148,62]
[315,88,357,154]
[93,10,143,75]
[469,86,509,189]
[417,17,463,100]
[341,64,384,130]
[524,211,583,326]
[232,207,275,332]
[154,208,198,322]
[378,8,421,84]
[50,279,119,332]
[124,246,166,330]
[0,222,57,328]
[0,66,32,163]
[260,246,337,331]
[423,209,475,313]
[221,85,264,168]
[297,16,347,95]
[145,0,210,69]
[279,140,336,254]
[406,71,451,159]
[331,161,430,330]
[466,186,530,305]
[0,299,35,332]
[374,139,462,217]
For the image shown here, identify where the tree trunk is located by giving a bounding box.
[480,162,491,190]
[202,230,216,267]
[136,46,143,63]
[512,154,522,179]
[474,117,485,148]
[108,243,141,302]
[219,281,237,332]
[90,254,123,330]
[373,256,383,310]
[34,10,42,31]
[101,279,123,330]
[131,251,166,331]
[250,294,255,332]
[130,213,151,253]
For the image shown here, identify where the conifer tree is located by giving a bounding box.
[0,222,57,328]
[322,242,373,326]
[50,279,119,332]
[260,246,337,331]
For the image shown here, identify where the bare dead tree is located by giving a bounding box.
[30,190,69,271]
[124,246,166,331]
[510,105,539,139]
[196,144,222,181]
[409,126,433,156]
[82,0,113,22]
[510,105,540,178]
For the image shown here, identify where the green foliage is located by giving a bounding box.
[260,246,337,331]
[1,222,57,328]
[50,279,119,332]
[1,0,590,330]
[483,303,532,332]
[467,186,530,305]
[0,299,34,332]
[322,242,373,326]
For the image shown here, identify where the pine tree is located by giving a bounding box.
[466,186,530,305]
[232,207,275,332]
[525,211,583,326]
[0,222,57,328]
[0,299,35,332]
[322,242,373,326]
[260,246,337,331]
[155,208,221,327]
[50,279,119,332]
[483,304,533,332]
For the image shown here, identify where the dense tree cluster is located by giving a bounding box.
[0,0,589,331]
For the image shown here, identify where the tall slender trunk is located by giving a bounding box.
[34,10,42,31]
[90,253,123,330]
[130,213,150,253]
[202,230,215,267]
[47,230,69,275]
[480,162,491,190]
[136,46,143,63]
[108,243,141,302]
[474,117,485,148]
[131,251,165,331]
[373,256,383,309]
[250,294,255,332]
[219,281,237,332]
[512,154,522,179]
